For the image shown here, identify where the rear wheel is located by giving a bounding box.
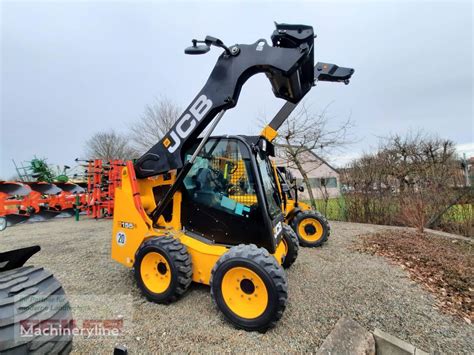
[134,236,192,304]
[0,266,73,354]
[281,224,298,269]
[210,244,287,332]
[292,211,330,247]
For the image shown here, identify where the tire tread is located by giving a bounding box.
[292,210,331,247]
[135,236,192,304]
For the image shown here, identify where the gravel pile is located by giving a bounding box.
[1,219,472,353]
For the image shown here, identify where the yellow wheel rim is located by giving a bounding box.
[298,218,324,242]
[221,267,268,319]
[140,252,171,294]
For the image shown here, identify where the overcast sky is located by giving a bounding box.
[1,0,472,178]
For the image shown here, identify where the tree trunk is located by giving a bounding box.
[284,143,318,209]
[295,158,317,209]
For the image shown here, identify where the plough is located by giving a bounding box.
[0,159,126,231]
[0,181,87,231]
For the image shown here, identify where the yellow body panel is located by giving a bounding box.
[273,236,286,265]
[111,167,155,268]
[296,200,311,211]
[283,199,311,218]
[112,165,286,286]
[177,232,228,285]
[260,125,278,142]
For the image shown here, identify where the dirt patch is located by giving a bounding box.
[354,230,473,323]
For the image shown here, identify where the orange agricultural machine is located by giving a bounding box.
[82,159,125,219]
[0,158,126,231]
[0,181,87,231]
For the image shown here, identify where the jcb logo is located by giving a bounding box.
[163,95,213,153]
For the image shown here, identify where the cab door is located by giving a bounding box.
[181,138,268,247]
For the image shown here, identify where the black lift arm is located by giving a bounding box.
[260,63,355,142]
[135,23,316,178]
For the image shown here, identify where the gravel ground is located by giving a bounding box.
[1,218,472,353]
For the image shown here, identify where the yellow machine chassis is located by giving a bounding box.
[270,161,311,223]
[111,164,286,286]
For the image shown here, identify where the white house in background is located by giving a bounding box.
[273,146,341,199]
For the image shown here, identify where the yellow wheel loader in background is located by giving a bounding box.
[276,166,331,247]
[111,23,353,332]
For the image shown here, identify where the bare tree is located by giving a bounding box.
[317,176,331,216]
[271,102,353,209]
[84,130,137,161]
[130,97,181,154]
[342,131,470,234]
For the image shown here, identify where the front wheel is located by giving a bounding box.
[134,236,192,304]
[292,211,330,247]
[210,244,288,332]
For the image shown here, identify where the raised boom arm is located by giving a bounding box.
[135,23,316,178]
[260,63,355,142]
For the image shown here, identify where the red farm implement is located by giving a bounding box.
[84,159,125,219]
[0,159,125,231]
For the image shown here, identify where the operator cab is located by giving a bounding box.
[181,136,283,252]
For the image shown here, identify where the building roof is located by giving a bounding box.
[274,144,340,174]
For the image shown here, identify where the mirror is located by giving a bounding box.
[185,45,210,55]
[298,185,304,192]
[281,183,290,193]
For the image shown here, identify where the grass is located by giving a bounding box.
[304,197,347,221]
[443,204,473,223]
[307,197,473,228]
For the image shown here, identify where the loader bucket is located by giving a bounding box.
[0,182,31,196]
[5,213,30,226]
[28,182,62,195]
[54,183,85,194]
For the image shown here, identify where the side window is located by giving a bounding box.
[183,138,258,218]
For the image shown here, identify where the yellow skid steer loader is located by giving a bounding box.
[111,23,353,332]
[276,166,331,247]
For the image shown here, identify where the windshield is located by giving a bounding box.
[256,152,282,220]
[183,138,259,218]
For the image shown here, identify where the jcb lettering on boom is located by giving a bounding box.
[165,95,213,153]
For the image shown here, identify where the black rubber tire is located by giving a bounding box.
[134,236,192,304]
[210,244,288,332]
[291,210,331,248]
[281,224,299,269]
[0,266,73,354]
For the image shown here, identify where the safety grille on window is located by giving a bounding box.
[183,138,258,218]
